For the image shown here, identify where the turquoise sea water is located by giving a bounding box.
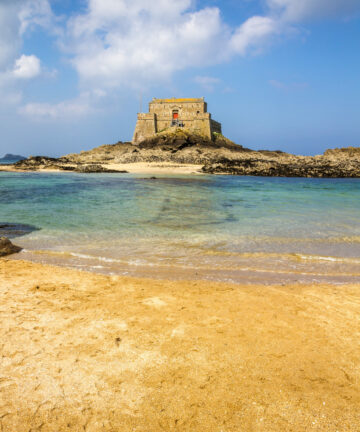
[1,171,360,284]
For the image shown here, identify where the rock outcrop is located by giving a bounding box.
[63,130,245,166]
[202,156,360,177]
[74,164,128,173]
[11,130,360,178]
[0,237,22,257]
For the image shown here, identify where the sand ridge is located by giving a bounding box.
[0,259,360,431]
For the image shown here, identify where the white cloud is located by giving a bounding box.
[65,2,231,90]
[0,1,54,72]
[230,16,280,55]
[0,0,53,109]
[2,0,360,119]
[66,0,360,94]
[13,54,41,79]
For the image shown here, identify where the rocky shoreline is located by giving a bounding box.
[5,130,360,177]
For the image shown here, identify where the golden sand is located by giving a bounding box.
[0,162,203,175]
[0,259,359,431]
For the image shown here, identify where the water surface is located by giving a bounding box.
[1,172,359,284]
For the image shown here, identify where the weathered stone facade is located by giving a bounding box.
[132,97,222,143]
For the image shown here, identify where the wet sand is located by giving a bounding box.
[1,259,359,431]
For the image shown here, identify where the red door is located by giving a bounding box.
[173,111,179,119]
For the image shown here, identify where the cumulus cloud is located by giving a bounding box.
[63,0,360,95]
[0,0,54,72]
[13,54,41,79]
[230,16,280,55]
[64,1,230,90]
[2,0,360,119]
[0,0,54,109]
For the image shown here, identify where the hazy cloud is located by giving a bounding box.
[19,97,92,120]
[19,0,55,34]
[266,0,360,21]
[0,2,22,69]
[194,75,221,92]
[269,79,309,90]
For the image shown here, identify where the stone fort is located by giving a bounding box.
[132,97,222,143]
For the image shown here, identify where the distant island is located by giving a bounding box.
[0,153,26,164]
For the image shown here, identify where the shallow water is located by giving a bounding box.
[1,171,360,284]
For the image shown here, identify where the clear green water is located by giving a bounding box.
[1,172,360,284]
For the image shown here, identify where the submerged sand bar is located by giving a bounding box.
[1,259,360,431]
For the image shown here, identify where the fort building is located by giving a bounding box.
[132,97,222,144]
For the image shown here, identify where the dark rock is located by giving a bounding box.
[0,223,39,238]
[58,165,76,171]
[75,164,128,173]
[0,237,22,257]
[202,157,360,178]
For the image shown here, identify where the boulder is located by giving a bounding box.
[0,237,22,257]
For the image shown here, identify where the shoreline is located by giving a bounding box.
[0,162,204,175]
[9,248,360,286]
[1,258,360,430]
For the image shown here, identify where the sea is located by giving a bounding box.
[1,171,359,284]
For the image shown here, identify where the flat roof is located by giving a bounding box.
[151,98,204,103]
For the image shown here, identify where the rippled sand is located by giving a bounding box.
[1,259,360,431]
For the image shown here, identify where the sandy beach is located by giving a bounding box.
[0,162,204,175]
[1,258,359,431]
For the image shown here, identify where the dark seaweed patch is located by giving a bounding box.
[0,223,40,238]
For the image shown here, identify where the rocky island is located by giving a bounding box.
[4,129,360,177]
[1,97,359,177]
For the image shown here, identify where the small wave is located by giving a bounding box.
[293,254,360,264]
[17,247,360,278]
[69,252,121,263]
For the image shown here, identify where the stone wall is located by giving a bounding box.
[133,113,156,143]
[132,98,222,143]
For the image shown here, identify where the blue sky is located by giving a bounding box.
[0,0,359,157]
